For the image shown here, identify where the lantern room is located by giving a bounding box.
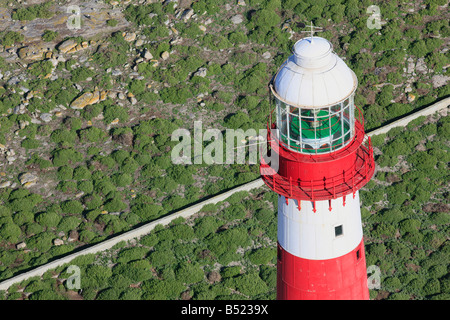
[271,36,358,154]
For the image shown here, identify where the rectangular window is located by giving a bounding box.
[334,225,343,237]
[356,249,361,260]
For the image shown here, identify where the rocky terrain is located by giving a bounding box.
[0,0,129,43]
[0,0,448,300]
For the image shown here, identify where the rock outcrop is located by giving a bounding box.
[70,87,107,110]
[17,45,48,61]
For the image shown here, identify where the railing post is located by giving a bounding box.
[332,176,336,199]
[365,154,368,182]
[352,168,356,198]
[289,176,292,199]
[343,170,346,188]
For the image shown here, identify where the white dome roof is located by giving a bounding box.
[273,36,357,108]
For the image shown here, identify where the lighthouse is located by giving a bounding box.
[260,35,375,300]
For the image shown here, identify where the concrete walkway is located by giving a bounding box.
[366,97,449,137]
[0,96,448,292]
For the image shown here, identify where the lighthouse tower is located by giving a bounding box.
[260,35,375,300]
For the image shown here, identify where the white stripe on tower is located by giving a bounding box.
[278,191,363,260]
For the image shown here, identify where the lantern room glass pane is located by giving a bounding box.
[279,101,287,141]
[275,94,356,154]
[343,103,351,143]
[288,106,300,148]
[298,106,343,153]
[344,98,350,107]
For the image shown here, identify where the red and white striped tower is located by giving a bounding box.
[260,35,375,300]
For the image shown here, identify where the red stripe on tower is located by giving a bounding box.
[277,240,369,300]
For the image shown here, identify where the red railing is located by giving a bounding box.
[260,106,375,202]
[260,139,374,201]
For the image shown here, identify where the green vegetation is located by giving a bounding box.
[0,31,24,47]
[11,2,54,21]
[71,67,95,83]
[106,19,118,27]
[361,115,449,300]
[2,114,448,301]
[1,188,277,300]
[42,30,58,42]
[0,0,447,301]
[28,60,54,77]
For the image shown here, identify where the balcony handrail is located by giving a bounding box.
[260,140,375,201]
